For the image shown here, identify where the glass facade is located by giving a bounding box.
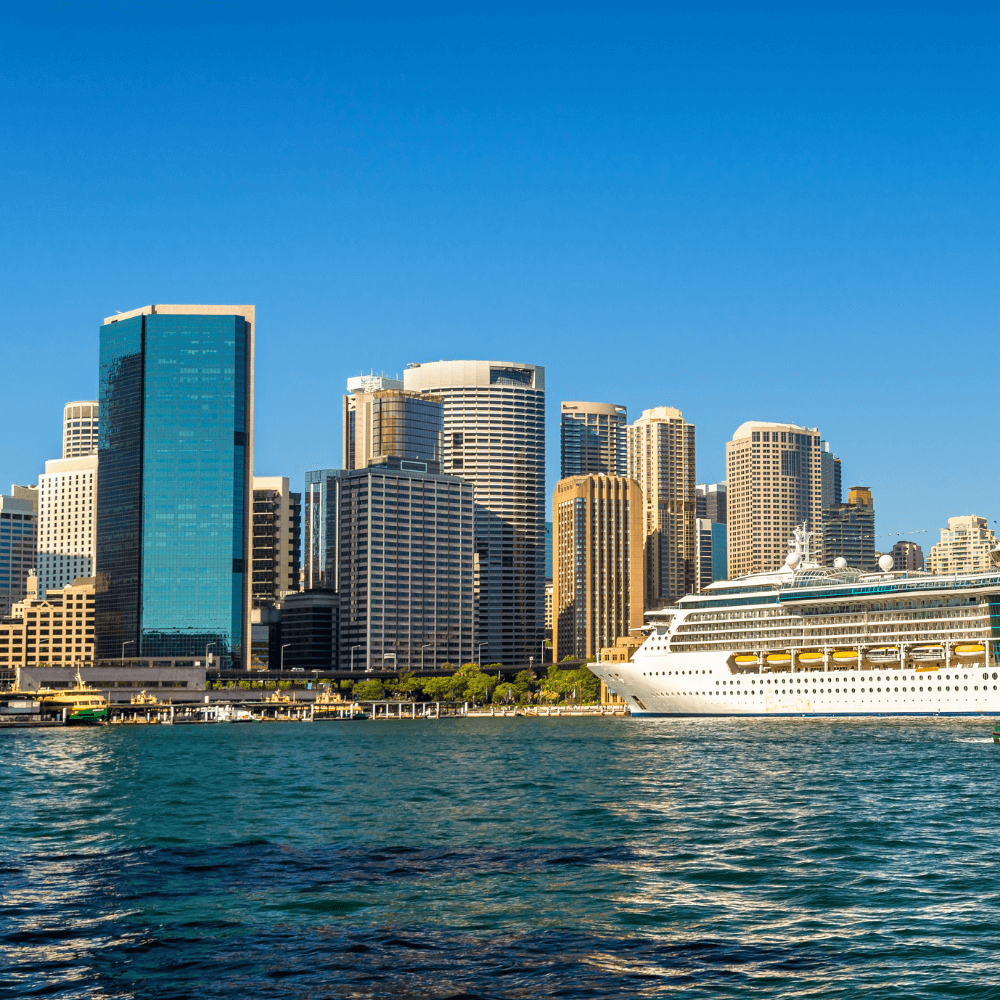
[304,469,344,591]
[560,403,627,478]
[371,392,442,467]
[96,311,250,665]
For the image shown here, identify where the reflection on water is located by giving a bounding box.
[1,717,998,997]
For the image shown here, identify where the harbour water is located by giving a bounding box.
[2,717,998,998]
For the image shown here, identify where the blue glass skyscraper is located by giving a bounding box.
[95,305,254,666]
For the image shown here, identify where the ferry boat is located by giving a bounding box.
[12,667,109,724]
[592,525,1000,717]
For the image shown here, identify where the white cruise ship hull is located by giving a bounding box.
[593,651,1000,717]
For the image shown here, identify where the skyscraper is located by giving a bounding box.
[303,469,344,591]
[37,456,98,597]
[695,519,728,591]
[726,422,823,578]
[927,516,999,575]
[820,440,842,509]
[404,360,545,670]
[343,385,443,472]
[626,407,696,606]
[338,463,475,672]
[552,474,643,660]
[822,486,875,570]
[695,482,727,524]
[560,401,627,478]
[95,305,253,666]
[251,476,301,608]
[62,401,99,458]
[0,494,37,616]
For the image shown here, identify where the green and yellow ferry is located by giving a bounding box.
[14,667,108,725]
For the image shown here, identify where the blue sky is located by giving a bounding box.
[2,4,998,550]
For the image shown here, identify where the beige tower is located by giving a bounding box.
[251,476,301,607]
[927,516,999,575]
[62,401,99,458]
[726,421,823,578]
[38,456,99,597]
[552,475,644,661]
[626,407,696,607]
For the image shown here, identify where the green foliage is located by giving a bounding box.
[354,679,385,701]
[339,679,354,691]
[421,675,457,701]
[265,680,276,689]
[389,671,418,698]
[537,664,601,704]
[278,680,291,690]
[238,680,251,690]
[561,654,577,662]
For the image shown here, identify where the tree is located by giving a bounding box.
[389,671,418,698]
[422,675,456,701]
[354,679,384,701]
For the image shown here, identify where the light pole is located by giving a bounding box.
[121,640,135,664]
[206,641,217,668]
[540,638,546,668]
[421,643,433,670]
[351,644,364,672]
[280,643,291,672]
[383,652,397,672]
[478,642,487,667]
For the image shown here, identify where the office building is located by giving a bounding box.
[892,540,925,572]
[822,486,876,570]
[62,401,99,458]
[820,441,842,509]
[303,469,344,592]
[343,384,442,473]
[726,422,823,577]
[626,406,696,606]
[280,590,339,670]
[0,576,95,678]
[695,482,727,524]
[545,521,553,580]
[37,456,98,598]
[338,462,475,672]
[0,494,37,617]
[927,516,999,575]
[95,305,254,666]
[251,476,301,608]
[552,474,643,661]
[695,518,728,591]
[560,401,627,478]
[404,360,545,669]
[544,582,553,639]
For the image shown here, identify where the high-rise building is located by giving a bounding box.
[343,386,443,472]
[726,422,823,577]
[404,360,545,669]
[545,521,553,581]
[280,590,339,670]
[303,469,344,592]
[695,482,727,524]
[927,516,999,575]
[695,518,728,591]
[95,305,254,666]
[822,486,876,570]
[892,540,925,572]
[251,476,301,608]
[552,474,643,661]
[820,441,842,509]
[560,402,627,478]
[626,407,696,606]
[0,494,37,617]
[62,401,99,458]
[37,457,98,597]
[338,462,475,672]
[11,485,38,512]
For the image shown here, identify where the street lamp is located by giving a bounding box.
[206,641,217,668]
[280,643,291,672]
[383,652,397,671]
[478,642,487,667]
[351,644,364,672]
[121,640,135,663]
[421,643,433,670]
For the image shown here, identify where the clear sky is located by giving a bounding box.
[2,5,998,551]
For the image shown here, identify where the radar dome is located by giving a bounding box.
[833,557,847,570]
[785,552,801,569]
[878,554,894,572]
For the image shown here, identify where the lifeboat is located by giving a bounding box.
[734,655,758,665]
[911,645,945,662]
[832,650,859,664]
[955,643,985,659]
[797,652,823,666]
[766,652,791,666]
[867,647,899,664]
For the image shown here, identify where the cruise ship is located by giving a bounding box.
[593,526,1000,717]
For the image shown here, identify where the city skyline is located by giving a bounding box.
[3,9,999,551]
